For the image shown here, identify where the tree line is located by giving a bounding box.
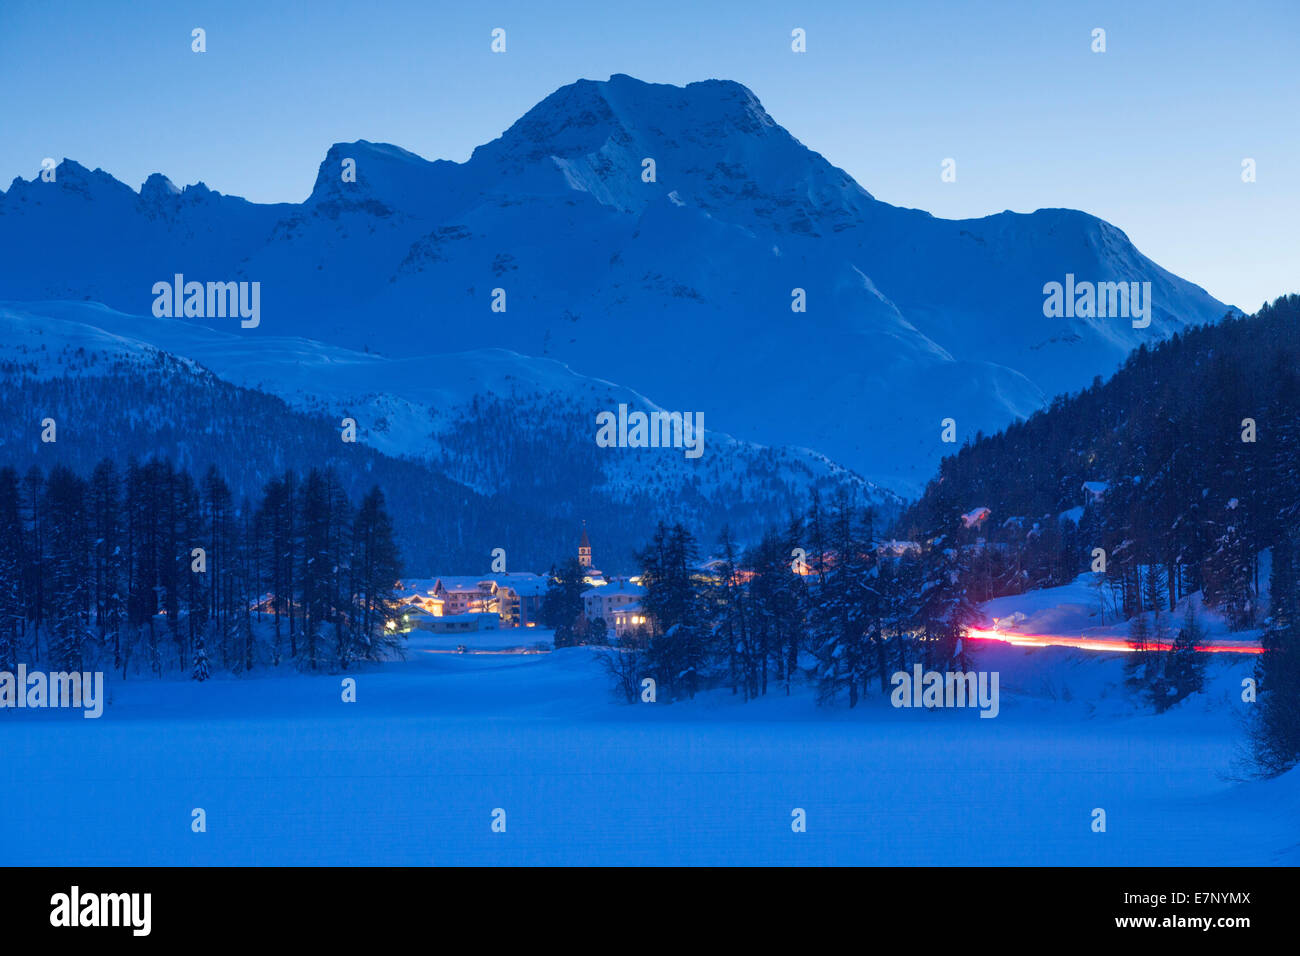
[0,458,403,678]
[598,489,978,709]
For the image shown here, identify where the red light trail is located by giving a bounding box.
[966,626,1264,655]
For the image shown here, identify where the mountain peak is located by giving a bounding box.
[462,74,870,218]
[476,74,775,164]
[307,139,453,210]
[140,172,181,202]
[4,160,137,204]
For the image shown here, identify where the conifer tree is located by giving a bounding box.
[1252,532,1300,774]
[637,522,706,700]
[192,637,211,682]
[89,459,123,668]
[1163,603,1207,709]
[1203,500,1255,629]
[0,467,24,671]
[43,466,91,671]
[350,486,402,666]
[542,557,588,648]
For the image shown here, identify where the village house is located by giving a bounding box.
[396,578,443,615]
[584,577,647,629]
[395,573,549,629]
[432,576,497,616]
[611,602,649,637]
[484,572,548,627]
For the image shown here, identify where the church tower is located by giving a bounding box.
[579,522,592,568]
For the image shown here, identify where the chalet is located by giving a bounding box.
[432,576,497,616]
[396,578,442,612]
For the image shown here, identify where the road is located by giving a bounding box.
[968,625,1263,655]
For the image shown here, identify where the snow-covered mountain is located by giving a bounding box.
[0,74,1231,492]
[0,300,892,567]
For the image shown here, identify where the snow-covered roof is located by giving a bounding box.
[1081,481,1109,499]
[486,572,549,597]
[397,577,439,595]
[435,576,494,593]
[597,578,646,597]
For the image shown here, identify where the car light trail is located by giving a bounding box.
[967,626,1263,655]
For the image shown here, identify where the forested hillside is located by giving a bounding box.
[899,294,1300,621]
[0,358,563,573]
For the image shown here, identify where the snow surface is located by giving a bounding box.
[2,632,1291,866]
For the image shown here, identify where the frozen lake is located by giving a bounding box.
[2,639,1295,866]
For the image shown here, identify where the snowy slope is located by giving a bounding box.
[0,300,898,519]
[0,75,1232,492]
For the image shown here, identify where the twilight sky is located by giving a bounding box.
[1,0,1296,310]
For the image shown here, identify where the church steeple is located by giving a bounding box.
[579,521,592,568]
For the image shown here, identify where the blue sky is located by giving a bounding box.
[1,0,1296,310]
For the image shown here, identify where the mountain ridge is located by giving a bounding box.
[0,74,1233,492]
